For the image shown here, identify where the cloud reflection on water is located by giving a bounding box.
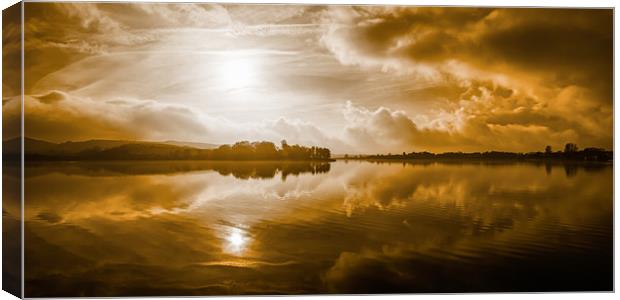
[24,161,612,296]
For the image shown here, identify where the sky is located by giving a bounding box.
[3,3,613,153]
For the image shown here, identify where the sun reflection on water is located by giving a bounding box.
[224,227,249,255]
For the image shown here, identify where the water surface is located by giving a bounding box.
[24,160,612,296]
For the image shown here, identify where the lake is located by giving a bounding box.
[21,160,612,296]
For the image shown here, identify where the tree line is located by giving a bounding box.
[211,140,331,161]
[344,143,612,162]
[20,139,333,161]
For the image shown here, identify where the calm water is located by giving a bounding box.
[22,160,612,296]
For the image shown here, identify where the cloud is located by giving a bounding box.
[19,91,209,142]
[342,99,495,153]
[321,7,491,74]
[3,3,22,98]
[23,3,161,93]
[13,86,610,154]
[18,4,612,153]
[340,81,610,153]
[321,7,612,90]
[33,90,68,104]
[323,251,414,293]
[342,100,422,152]
[127,3,232,28]
[26,3,158,53]
[320,7,612,152]
[15,90,354,153]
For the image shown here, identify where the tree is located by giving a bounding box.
[545,145,552,154]
[564,143,578,153]
[253,141,278,159]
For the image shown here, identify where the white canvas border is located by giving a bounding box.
[0,0,616,299]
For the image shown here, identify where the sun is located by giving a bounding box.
[217,54,258,90]
[227,230,244,247]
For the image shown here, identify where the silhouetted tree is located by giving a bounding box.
[564,143,578,153]
[355,142,611,163]
[545,145,552,154]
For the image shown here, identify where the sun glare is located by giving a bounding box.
[218,55,258,90]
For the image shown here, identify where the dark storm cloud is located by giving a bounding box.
[478,9,612,99]
[323,8,612,94]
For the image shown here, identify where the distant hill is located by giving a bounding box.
[3,138,218,155]
[161,140,218,149]
[5,137,56,154]
[3,138,204,159]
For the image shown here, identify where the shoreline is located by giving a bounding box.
[335,157,613,165]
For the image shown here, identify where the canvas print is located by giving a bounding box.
[2,2,613,297]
